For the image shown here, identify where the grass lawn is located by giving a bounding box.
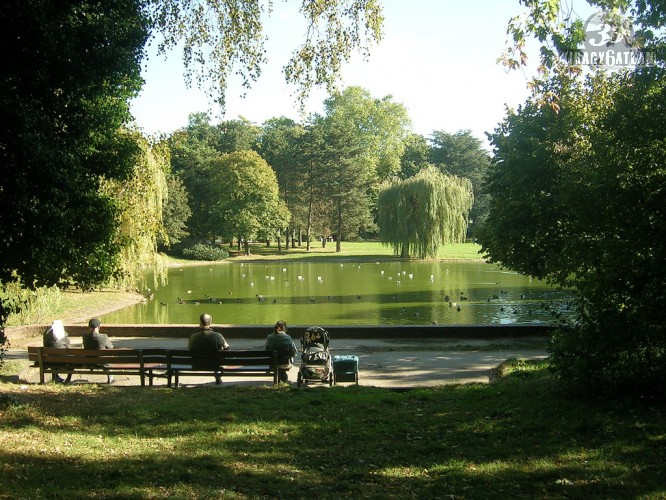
[1,359,664,499]
[168,241,486,265]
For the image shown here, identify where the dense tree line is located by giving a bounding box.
[481,0,666,396]
[164,86,484,256]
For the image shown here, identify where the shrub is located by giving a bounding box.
[549,283,666,400]
[182,243,229,261]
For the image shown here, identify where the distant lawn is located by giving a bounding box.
[168,241,485,265]
[0,359,664,499]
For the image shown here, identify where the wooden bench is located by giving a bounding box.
[27,346,153,386]
[164,349,279,387]
[27,347,280,388]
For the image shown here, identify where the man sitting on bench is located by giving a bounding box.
[82,318,115,384]
[188,313,231,385]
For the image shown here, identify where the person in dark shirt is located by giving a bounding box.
[188,313,231,384]
[82,318,114,384]
[264,320,298,383]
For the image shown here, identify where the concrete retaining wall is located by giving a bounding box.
[10,323,556,341]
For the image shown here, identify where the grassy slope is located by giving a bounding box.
[0,360,664,499]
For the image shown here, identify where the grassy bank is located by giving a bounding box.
[0,359,663,499]
[5,289,143,330]
[170,241,485,265]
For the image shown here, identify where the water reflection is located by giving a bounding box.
[101,261,574,326]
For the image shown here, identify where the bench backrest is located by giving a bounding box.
[168,349,277,368]
[28,346,144,365]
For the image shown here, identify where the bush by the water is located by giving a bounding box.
[181,243,229,261]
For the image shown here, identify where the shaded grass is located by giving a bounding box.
[1,361,664,499]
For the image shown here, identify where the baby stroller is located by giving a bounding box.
[297,326,332,387]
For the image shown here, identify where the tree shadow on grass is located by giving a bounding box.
[0,370,664,498]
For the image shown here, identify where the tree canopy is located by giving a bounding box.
[429,130,491,234]
[377,167,473,259]
[101,133,170,291]
[323,86,411,181]
[148,0,384,109]
[160,175,192,248]
[209,150,290,255]
[0,0,149,296]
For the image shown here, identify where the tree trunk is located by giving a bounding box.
[306,185,314,252]
[277,235,282,252]
[336,202,342,253]
[244,239,250,256]
[400,243,409,258]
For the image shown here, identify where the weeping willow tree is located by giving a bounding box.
[377,166,473,259]
[101,131,169,290]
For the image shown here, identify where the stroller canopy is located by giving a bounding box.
[301,326,330,350]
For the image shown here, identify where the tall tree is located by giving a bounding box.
[102,132,170,291]
[295,120,333,250]
[323,86,411,182]
[0,0,148,304]
[169,115,224,241]
[429,130,491,234]
[399,133,430,180]
[209,151,290,255]
[316,116,374,252]
[159,175,192,248]
[377,167,473,259]
[215,117,262,153]
[259,117,306,249]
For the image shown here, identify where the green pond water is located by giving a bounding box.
[101,261,573,326]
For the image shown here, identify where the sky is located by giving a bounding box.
[129,1,546,146]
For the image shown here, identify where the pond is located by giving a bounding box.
[101,261,573,326]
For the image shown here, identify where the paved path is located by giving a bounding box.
[9,337,548,389]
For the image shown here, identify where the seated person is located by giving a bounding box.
[43,319,72,383]
[82,318,114,384]
[188,313,231,384]
[264,320,298,383]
